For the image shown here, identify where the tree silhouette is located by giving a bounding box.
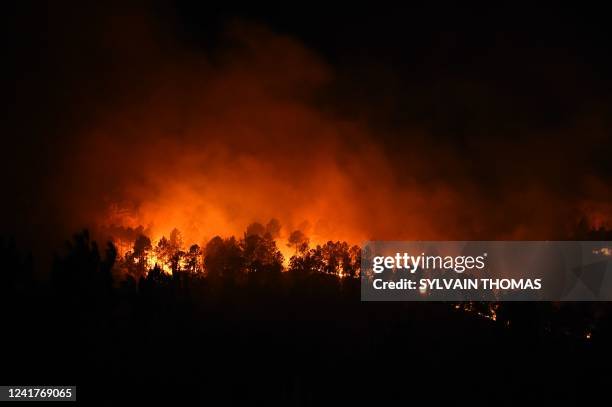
[184,244,202,274]
[5,224,612,405]
[154,236,172,271]
[288,230,309,254]
[169,228,183,252]
[241,232,283,274]
[128,234,152,278]
[204,236,245,280]
[52,229,115,301]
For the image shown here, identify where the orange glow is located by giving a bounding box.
[40,18,611,253]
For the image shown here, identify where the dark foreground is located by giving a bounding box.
[2,238,612,405]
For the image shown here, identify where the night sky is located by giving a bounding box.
[4,2,612,255]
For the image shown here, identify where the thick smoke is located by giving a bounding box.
[4,3,612,260]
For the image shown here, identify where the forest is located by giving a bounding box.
[6,1,612,404]
[2,220,612,404]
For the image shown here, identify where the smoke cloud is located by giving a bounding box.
[4,2,612,259]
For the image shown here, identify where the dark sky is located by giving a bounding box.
[166,3,608,126]
[10,2,612,151]
[4,2,612,253]
[10,2,612,125]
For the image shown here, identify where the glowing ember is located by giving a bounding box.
[593,248,612,256]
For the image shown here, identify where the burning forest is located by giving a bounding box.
[6,2,612,256]
[5,2,612,405]
[106,221,361,280]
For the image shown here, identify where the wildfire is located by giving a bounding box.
[114,237,172,274]
[7,1,612,268]
[105,218,363,281]
[454,302,499,322]
[593,248,612,256]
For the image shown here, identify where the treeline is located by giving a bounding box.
[102,222,361,288]
[3,221,611,345]
[3,225,612,404]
